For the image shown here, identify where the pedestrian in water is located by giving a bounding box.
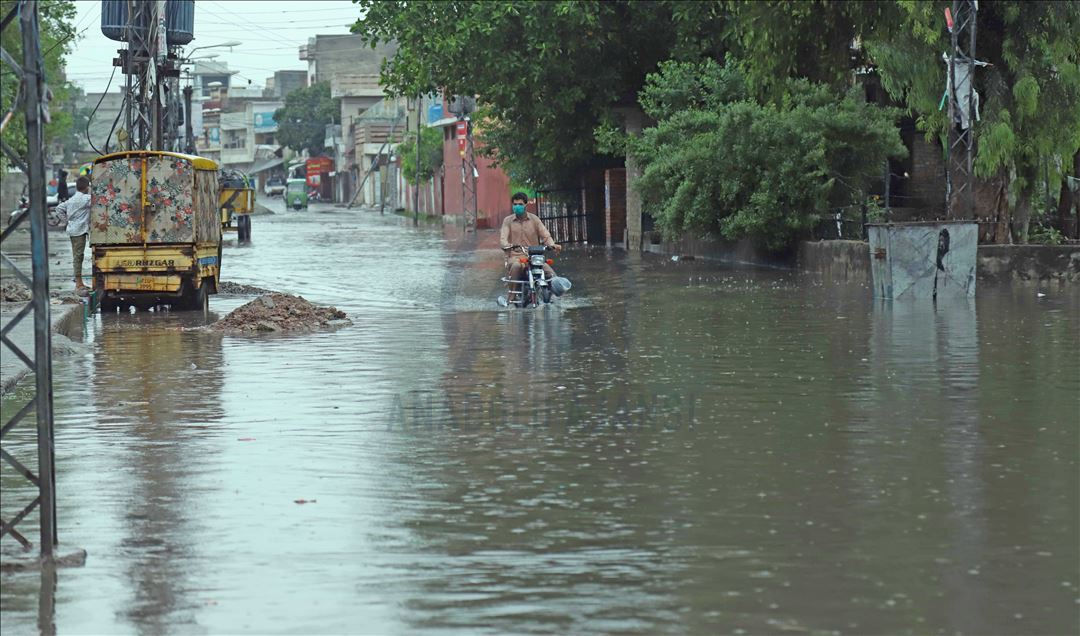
[54,176,92,294]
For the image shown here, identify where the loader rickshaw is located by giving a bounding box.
[220,168,255,242]
[91,151,222,312]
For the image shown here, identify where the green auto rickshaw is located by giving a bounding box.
[286,178,308,210]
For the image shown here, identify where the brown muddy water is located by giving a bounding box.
[1,203,1078,634]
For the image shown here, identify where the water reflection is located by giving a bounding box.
[1,207,1075,634]
[91,313,225,631]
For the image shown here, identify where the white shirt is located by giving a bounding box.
[56,190,91,237]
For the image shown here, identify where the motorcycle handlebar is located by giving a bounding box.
[506,244,555,251]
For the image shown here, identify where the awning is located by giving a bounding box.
[248,157,285,174]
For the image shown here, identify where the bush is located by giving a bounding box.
[1028,224,1065,245]
[600,61,906,251]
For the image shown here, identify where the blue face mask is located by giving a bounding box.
[512,204,526,216]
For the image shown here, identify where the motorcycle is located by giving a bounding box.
[5,195,63,229]
[6,195,29,227]
[498,244,571,308]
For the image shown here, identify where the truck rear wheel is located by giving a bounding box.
[196,279,210,312]
[178,279,210,312]
[99,294,118,313]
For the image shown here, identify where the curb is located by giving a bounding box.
[0,303,84,397]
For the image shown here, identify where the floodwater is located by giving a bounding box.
[2,202,1077,634]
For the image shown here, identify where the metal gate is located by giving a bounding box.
[535,189,589,244]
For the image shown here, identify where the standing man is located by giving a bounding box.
[56,166,69,203]
[54,176,91,294]
[499,192,561,297]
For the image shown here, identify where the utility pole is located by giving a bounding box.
[449,94,478,233]
[0,0,58,559]
[414,94,420,226]
[945,0,978,220]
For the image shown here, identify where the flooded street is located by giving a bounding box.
[2,202,1078,634]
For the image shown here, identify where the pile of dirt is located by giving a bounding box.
[212,293,350,334]
[1,281,32,303]
[217,281,273,296]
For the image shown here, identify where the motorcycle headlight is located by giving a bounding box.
[529,255,546,267]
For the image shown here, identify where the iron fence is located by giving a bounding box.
[535,188,591,245]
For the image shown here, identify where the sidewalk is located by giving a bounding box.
[1,225,88,396]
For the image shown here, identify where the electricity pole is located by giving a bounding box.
[414,94,420,226]
[0,0,58,559]
[946,0,978,220]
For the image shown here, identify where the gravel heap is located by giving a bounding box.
[1,281,32,303]
[212,293,350,333]
[217,281,273,295]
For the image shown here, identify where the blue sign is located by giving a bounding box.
[253,106,278,132]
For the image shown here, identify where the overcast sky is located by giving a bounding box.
[65,0,365,93]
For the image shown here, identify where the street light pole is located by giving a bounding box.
[414,94,420,226]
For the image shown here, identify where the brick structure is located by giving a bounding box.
[604,168,627,247]
[906,136,947,215]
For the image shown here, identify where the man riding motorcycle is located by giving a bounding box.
[500,192,561,295]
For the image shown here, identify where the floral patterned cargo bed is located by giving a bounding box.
[90,154,219,245]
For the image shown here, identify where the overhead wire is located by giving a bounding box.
[201,1,302,50]
[84,64,118,155]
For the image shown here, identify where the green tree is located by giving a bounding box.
[602,61,905,250]
[0,0,79,170]
[400,125,444,186]
[864,1,1080,241]
[351,0,726,187]
[273,81,339,156]
[723,0,1080,242]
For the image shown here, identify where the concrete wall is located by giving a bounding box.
[642,231,794,269]
[977,245,1080,285]
[797,240,1079,286]
[1,171,28,212]
[309,36,397,86]
[640,232,1079,287]
[797,240,872,283]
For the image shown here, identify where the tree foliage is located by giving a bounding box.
[864,1,1080,238]
[400,125,444,186]
[0,0,79,170]
[602,61,905,250]
[352,0,725,187]
[273,82,339,156]
[352,0,1079,243]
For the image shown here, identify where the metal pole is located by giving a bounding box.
[182,85,194,153]
[414,95,420,226]
[17,0,58,557]
[883,160,891,215]
[966,1,977,220]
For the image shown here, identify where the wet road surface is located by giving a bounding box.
[2,201,1078,634]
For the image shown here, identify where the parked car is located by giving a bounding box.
[264,176,286,197]
[46,184,77,209]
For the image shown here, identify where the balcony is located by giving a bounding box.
[353,122,404,147]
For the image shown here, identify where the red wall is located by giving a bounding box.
[399,122,513,226]
[439,126,510,229]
